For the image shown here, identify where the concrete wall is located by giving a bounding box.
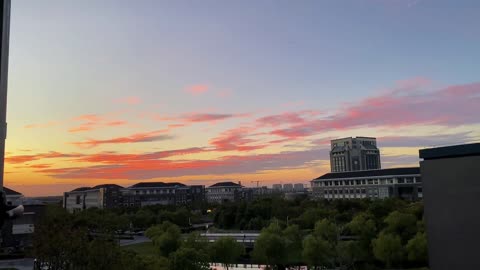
[421,155,480,270]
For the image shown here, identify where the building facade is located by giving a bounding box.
[206,182,243,203]
[63,184,123,212]
[420,143,480,270]
[120,182,204,207]
[311,167,422,200]
[64,183,205,211]
[330,137,381,172]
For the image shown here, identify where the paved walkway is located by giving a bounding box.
[0,258,34,270]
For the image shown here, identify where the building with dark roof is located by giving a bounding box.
[63,184,123,212]
[63,182,205,211]
[206,181,243,203]
[311,167,422,200]
[121,182,204,207]
[3,186,24,205]
[420,143,480,270]
[330,137,381,172]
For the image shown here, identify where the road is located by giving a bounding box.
[0,258,34,270]
[119,235,151,246]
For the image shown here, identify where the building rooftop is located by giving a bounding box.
[91,184,124,189]
[70,187,92,192]
[420,143,480,160]
[129,182,186,188]
[209,182,243,188]
[3,187,22,196]
[313,167,420,181]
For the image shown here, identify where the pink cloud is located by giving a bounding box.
[209,126,267,152]
[216,89,233,98]
[185,84,209,95]
[70,130,173,148]
[269,80,480,139]
[69,114,127,133]
[114,96,142,105]
[35,147,329,180]
[257,110,320,127]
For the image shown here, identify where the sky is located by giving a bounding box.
[4,0,480,196]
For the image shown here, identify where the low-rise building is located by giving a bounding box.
[206,182,243,203]
[311,167,422,200]
[293,183,305,192]
[121,182,204,207]
[282,184,294,192]
[64,182,205,211]
[4,187,23,206]
[272,184,283,191]
[63,184,123,212]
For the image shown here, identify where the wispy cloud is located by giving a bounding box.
[6,151,84,164]
[70,130,173,148]
[269,80,480,139]
[24,121,60,129]
[113,96,142,105]
[69,114,127,133]
[185,84,209,95]
[35,147,329,180]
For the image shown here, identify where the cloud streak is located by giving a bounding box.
[269,81,480,139]
[70,130,173,148]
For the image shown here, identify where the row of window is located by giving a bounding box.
[314,177,421,187]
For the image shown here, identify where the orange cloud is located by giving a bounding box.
[5,151,84,164]
[24,121,59,129]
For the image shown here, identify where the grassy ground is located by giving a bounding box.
[122,242,158,257]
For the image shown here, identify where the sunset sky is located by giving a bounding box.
[5,0,480,196]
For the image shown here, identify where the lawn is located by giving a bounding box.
[122,242,158,257]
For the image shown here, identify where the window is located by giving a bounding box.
[76,195,81,204]
[416,177,422,183]
[398,178,405,184]
[355,180,361,185]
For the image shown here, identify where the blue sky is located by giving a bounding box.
[5,0,480,195]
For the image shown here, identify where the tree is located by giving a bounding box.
[283,225,303,265]
[336,240,362,270]
[346,213,377,262]
[169,247,210,270]
[210,237,244,270]
[406,232,428,265]
[384,211,417,242]
[183,232,209,252]
[313,219,338,243]
[372,232,404,269]
[302,234,334,269]
[252,223,287,269]
[156,225,181,256]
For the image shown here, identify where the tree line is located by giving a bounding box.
[32,197,428,269]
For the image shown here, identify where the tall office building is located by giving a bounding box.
[330,137,381,172]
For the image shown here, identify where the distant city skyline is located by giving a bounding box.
[5,0,480,196]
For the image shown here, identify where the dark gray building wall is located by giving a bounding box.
[420,144,480,270]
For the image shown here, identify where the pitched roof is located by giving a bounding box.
[209,182,242,188]
[3,187,22,196]
[91,184,124,189]
[70,187,92,192]
[129,182,186,188]
[313,167,420,181]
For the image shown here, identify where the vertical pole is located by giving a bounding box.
[0,0,10,191]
